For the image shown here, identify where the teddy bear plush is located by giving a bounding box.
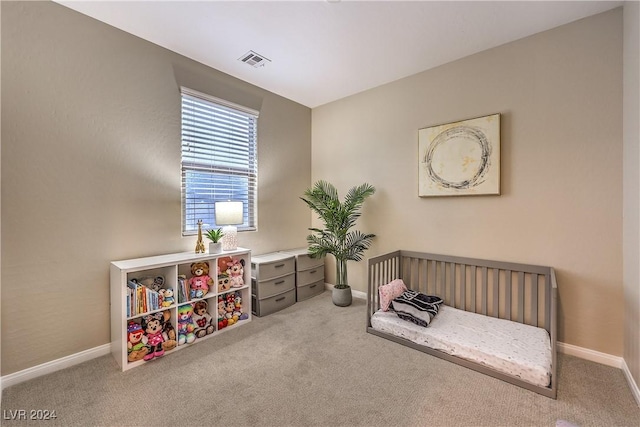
[226,258,245,288]
[192,300,215,338]
[141,312,166,361]
[161,309,178,351]
[127,321,150,362]
[177,304,197,345]
[188,262,213,299]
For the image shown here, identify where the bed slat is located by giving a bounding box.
[505,270,512,321]
[460,264,466,311]
[470,265,477,313]
[492,268,499,318]
[531,273,538,327]
[481,266,488,315]
[450,262,456,307]
[517,271,525,323]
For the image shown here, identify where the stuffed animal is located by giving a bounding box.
[160,288,175,307]
[218,273,231,292]
[127,321,150,362]
[141,312,166,361]
[188,262,213,299]
[192,300,215,338]
[137,276,165,293]
[217,296,229,330]
[161,310,178,351]
[224,293,238,326]
[226,258,245,288]
[177,304,197,345]
[234,291,249,321]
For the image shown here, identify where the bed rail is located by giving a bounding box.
[367,250,557,398]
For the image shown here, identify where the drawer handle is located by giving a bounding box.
[275,280,285,285]
[275,296,285,302]
[309,270,317,274]
[274,263,285,268]
[309,284,316,289]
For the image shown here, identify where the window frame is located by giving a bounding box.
[180,87,258,236]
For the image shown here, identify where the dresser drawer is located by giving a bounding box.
[295,253,324,271]
[251,253,295,281]
[297,266,324,287]
[252,272,295,300]
[280,248,324,271]
[254,288,296,316]
[296,279,324,301]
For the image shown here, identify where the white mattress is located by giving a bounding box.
[371,305,552,388]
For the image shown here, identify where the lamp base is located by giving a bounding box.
[221,225,238,251]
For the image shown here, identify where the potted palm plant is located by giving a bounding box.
[205,228,224,254]
[301,180,376,306]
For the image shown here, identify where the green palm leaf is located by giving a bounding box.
[300,181,376,287]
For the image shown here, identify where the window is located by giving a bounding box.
[181,87,258,235]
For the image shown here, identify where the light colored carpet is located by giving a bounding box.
[2,291,639,426]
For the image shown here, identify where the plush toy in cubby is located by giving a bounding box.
[188,262,213,299]
[177,304,197,345]
[161,309,178,351]
[233,291,250,321]
[218,273,231,293]
[141,312,166,361]
[217,295,229,330]
[226,258,245,288]
[159,288,175,307]
[127,320,149,362]
[217,291,249,330]
[192,300,215,338]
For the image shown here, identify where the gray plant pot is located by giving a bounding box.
[332,286,352,307]
[209,242,222,254]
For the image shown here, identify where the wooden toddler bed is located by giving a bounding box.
[367,250,557,398]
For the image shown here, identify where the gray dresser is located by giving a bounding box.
[281,248,325,301]
[251,252,296,317]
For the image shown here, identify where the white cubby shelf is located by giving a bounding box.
[110,248,251,371]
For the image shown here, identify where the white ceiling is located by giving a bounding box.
[55,0,623,108]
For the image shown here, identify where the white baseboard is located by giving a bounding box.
[352,288,367,299]
[557,342,623,368]
[557,341,623,368]
[1,343,111,390]
[553,342,640,407]
[622,359,640,406]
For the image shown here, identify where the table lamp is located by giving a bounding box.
[215,201,243,251]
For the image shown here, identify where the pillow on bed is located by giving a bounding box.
[391,290,443,327]
[379,279,408,311]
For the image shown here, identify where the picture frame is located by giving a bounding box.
[418,113,500,197]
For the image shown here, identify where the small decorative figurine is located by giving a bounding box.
[195,219,206,254]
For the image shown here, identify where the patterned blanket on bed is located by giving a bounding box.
[391,290,444,327]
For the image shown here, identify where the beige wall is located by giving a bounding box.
[312,9,623,354]
[623,0,640,390]
[0,1,311,375]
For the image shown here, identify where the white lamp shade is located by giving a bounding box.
[215,201,243,225]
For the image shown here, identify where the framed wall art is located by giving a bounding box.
[418,113,500,197]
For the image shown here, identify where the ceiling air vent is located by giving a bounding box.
[239,50,271,68]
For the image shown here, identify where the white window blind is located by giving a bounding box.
[181,87,258,236]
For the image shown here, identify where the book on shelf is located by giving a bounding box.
[177,276,188,303]
[126,279,163,316]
